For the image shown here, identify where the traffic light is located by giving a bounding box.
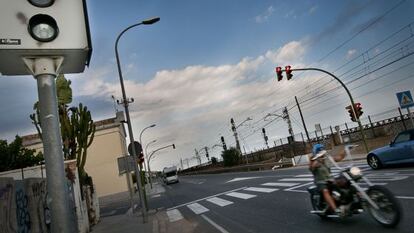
[221,136,227,150]
[346,105,356,122]
[285,65,293,80]
[354,103,363,119]
[172,144,176,149]
[0,0,92,75]
[276,66,283,81]
[138,151,144,164]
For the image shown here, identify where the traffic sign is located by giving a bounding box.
[396,91,414,109]
[128,141,142,156]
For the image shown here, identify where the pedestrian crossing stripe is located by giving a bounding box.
[279,178,314,182]
[225,192,256,199]
[261,182,300,187]
[244,187,278,193]
[187,203,209,214]
[166,209,184,222]
[206,197,233,207]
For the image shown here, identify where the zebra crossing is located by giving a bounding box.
[165,162,409,223]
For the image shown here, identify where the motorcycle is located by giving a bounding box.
[307,145,402,227]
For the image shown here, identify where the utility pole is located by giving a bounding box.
[295,96,311,142]
[194,149,201,165]
[283,107,294,139]
[262,128,269,149]
[204,147,210,161]
[230,118,241,152]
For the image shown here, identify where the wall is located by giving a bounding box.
[22,113,130,198]
[0,160,90,233]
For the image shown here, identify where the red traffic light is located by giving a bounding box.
[345,105,356,122]
[276,66,283,81]
[285,65,293,80]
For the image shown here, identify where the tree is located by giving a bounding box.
[211,157,218,165]
[221,147,240,167]
[0,136,44,172]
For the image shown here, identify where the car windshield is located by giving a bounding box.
[394,133,410,144]
[165,171,176,177]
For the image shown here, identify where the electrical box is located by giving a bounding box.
[0,0,92,75]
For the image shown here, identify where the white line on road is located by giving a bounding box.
[166,209,183,222]
[167,186,247,211]
[225,192,256,199]
[295,174,313,177]
[206,197,234,207]
[396,196,414,200]
[244,187,278,193]
[284,182,314,193]
[201,214,230,233]
[279,178,314,182]
[261,182,300,187]
[187,203,209,214]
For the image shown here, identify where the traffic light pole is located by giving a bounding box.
[288,67,369,153]
[25,57,75,233]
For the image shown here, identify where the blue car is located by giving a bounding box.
[367,129,414,169]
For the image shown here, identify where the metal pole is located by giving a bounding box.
[230,118,241,153]
[398,107,407,130]
[368,115,376,137]
[289,68,369,153]
[115,23,147,222]
[295,96,311,142]
[34,58,74,233]
[408,107,414,129]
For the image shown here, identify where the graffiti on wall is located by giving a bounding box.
[0,178,17,233]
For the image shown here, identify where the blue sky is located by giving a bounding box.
[1,0,414,170]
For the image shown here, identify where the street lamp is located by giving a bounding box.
[114,16,160,223]
[236,117,253,128]
[139,124,156,146]
[147,144,176,188]
[144,139,157,174]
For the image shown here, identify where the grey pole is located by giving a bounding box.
[114,17,161,222]
[147,144,175,188]
[398,107,407,130]
[34,58,74,233]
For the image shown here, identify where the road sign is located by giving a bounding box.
[117,156,136,175]
[128,141,142,156]
[396,91,414,109]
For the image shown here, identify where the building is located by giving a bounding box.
[22,111,131,198]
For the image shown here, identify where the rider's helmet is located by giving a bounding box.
[311,144,326,161]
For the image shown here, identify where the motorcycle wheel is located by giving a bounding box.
[366,185,401,228]
[310,192,327,219]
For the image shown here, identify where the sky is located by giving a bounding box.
[1,0,414,171]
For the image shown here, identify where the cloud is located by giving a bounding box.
[309,5,318,15]
[265,40,307,65]
[346,49,357,59]
[255,6,275,23]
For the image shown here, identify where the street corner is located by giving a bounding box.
[154,209,199,233]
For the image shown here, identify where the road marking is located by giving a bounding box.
[244,187,278,193]
[166,209,183,222]
[187,203,209,214]
[206,197,234,207]
[279,178,314,182]
[284,182,314,193]
[167,186,247,211]
[201,214,229,233]
[396,196,414,200]
[152,194,161,198]
[261,182,300,187]
[226,177,261,183]
[295,174,313,177]
[225,192,256,199]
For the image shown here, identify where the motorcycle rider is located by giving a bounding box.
[309,144,346,216]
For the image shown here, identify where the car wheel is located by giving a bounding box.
[368,154,382,170]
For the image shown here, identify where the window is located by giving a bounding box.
[394,133,410,144]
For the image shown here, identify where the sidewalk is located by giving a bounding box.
[92,181,196,233]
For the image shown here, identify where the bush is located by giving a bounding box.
[221,148,240,167]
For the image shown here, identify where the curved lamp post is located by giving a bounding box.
[144,139,157,173]
[147,144,176,188]
[115,16,160,223]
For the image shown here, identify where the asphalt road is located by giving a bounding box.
[148,160,414,233]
